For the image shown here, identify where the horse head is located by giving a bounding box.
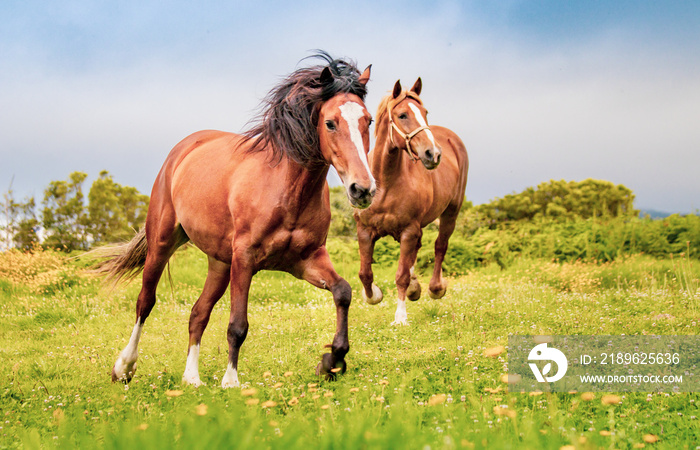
[317,65,376,208]
[386,78,442,170]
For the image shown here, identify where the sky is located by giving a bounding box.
[1,0,699,213]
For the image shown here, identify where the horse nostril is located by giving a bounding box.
[425,149,433,160]
[349,183,370,200]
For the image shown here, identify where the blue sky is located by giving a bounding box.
[2,0,699,213]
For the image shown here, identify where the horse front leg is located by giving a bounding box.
[300,247,351,380]
[393,227,422,326]
[221,255,253,389]
[357,227,382,305]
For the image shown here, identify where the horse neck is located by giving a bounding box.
[283,159,329,211]
[370,117,406,188]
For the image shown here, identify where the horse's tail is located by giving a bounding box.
[89,228,148,285]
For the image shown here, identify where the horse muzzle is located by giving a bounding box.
[347,182,376,209]
[420,147,442,170]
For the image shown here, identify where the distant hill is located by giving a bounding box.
[639,209,674,219]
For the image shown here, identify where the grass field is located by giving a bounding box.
[1,241,699,449]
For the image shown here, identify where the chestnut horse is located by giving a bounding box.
[99,53,375,387]
[354,78,468,325]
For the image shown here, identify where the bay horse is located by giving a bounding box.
[354,78,468,325]
[99,53,375,387]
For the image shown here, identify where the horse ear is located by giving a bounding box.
[411,77,422,96]
[392,80,402,99]
[320,67,334,85]
[358,64,371,86]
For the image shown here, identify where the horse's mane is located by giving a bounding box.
[243,51,368,167]
[374,90,424,138]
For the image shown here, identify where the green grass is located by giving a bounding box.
[1,244,699,449]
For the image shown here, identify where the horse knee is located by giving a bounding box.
[332,278,352,309]
[396,270,411,290]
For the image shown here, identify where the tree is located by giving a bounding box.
[14,197,40,250]
[1,183,20,250]
[87,171,149,244]
[459,179,639,233]
[1,180,40,251]
[42,172,89,252]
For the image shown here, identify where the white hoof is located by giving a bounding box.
[183,374,204,387]
[391,300,409,326]
[183,344,203,387]
[362,283,384,305]
[221,363,240,389]
[221,378,240,389]
[112,355,137,381]
[112,320,143,382]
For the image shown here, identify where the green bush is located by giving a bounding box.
[327,181,699,274]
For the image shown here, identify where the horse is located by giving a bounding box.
[97,53,375,388]
[353,78,469,325]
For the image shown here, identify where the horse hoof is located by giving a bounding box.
[406,279,421,301]
[111,359,136,383]
[316,353,346,380]
[362,284,384,305]
[429,285,447,299]
[182,376,204,387]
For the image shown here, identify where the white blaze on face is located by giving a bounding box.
[408,103,437,149]
[339,101,376,189]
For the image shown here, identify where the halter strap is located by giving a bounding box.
[386,93,430,162]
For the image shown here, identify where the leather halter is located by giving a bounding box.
[386,92,430,162]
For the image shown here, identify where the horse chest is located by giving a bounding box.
[363,211,411,240]
[253,224,325,270]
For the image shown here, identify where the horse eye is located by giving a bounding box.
[398,113,408,120]
[325,120,336,131]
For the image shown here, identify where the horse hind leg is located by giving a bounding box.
[182,257,231,387]
[112,250,168,382]
[429,211,458,299]
[112,223,189,382]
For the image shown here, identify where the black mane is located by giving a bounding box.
[243,51,368,167]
